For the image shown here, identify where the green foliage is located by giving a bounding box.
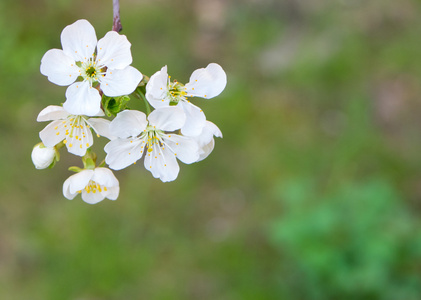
[101,95,131,117]
[2,0,421,299]
[270,178,421,299]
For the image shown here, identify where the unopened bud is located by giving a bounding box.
[31,143,57,169]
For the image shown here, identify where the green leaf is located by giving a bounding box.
[102,95,131,117]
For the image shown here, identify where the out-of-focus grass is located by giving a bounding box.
[1,0,421,299]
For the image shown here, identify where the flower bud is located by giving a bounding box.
[31,143,57,169]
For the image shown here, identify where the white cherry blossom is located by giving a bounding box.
[145,63,226,136]
[105,107,199,182]
[63,167,119,204]
[193,121,223,162]
[40,19,143,116]
[37,105,114,157]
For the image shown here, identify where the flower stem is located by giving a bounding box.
[139,92,151,115]
[98,159,106,168]
[112,0,123,32]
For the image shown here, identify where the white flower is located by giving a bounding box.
[193,121,223,162]
[145,63,226,136]
[31,143,57,169]
[63,167,119,204]
[40,19,143,116]
[105,107,199,182]
[37,105,114,157]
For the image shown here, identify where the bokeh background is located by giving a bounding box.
[1,0,421,299]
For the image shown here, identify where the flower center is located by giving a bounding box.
[64,115,86,137]
[143,125,164,152]
[85,66,97,78]
[79,57,105,86]
[79,180,107,194]
[59,115,92,148]
[168,81,187,105]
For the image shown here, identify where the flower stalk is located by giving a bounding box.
[112,0,123,32]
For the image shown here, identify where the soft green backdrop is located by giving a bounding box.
[1,0,421,299]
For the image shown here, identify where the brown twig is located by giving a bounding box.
[112,0,123,32]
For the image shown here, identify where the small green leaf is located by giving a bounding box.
[102,95,131,117]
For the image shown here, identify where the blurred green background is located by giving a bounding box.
[1,0,421,299]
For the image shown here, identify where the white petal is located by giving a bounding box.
[100,66,143,97]
[61,19,97,62]
[103,186,119,201]
[96,31,132,69]
[148,107,186,131]
[193,121,222,162]
[145,66,170,108]
[81,189,105,204]
[66,170,94,194]
[94,109,105,117]
[92,168,119,188]
[208,121,223,138]
[197,139,215,162]
[163,134,199,164]
[64,81,102,116]
[144,145,179,182]
[184,63,227,99]
[40,49,79,86]
[195,121,222,146]
[63,176,78,200]
[109,110,147,138]
[37,105,69,122]
[86,118,115,140]
[105,138,145,170]
[179,101,206,136]
[65,122,93,157]
[39,120,66,147]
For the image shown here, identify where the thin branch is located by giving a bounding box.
[112,0,123,32]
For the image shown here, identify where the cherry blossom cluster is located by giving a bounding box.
[32,20,226,204]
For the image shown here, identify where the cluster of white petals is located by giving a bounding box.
[105,107,200,182]
[34,19,227,204]
[37,105,114,156]
[63,167,119,204]
[40,19,142,116]
[146,63,226,136]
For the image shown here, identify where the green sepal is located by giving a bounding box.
[102,95,131,117]
[82,148,97,170]
[47,145,61,169]
[83,158,96,170]
[68,166,83,173]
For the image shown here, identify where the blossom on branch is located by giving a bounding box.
[145,63,226,136]
[37,105,114,156]
[40,19,142,116]
[63,167,119,204]
[104,107,199,182]
[34,15,228,202]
